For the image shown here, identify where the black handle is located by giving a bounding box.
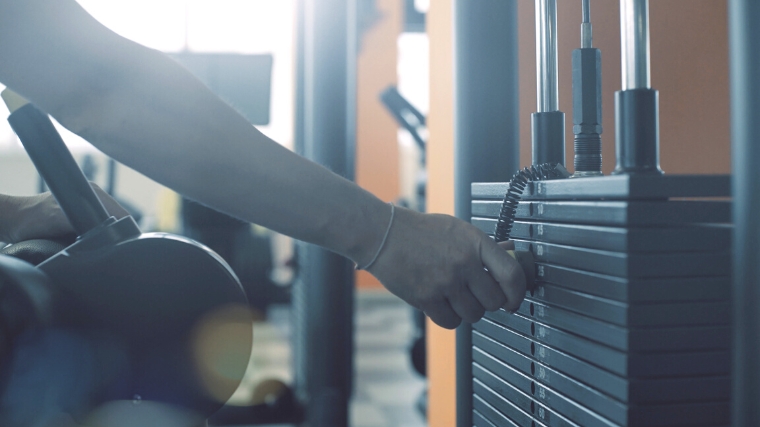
[7,103,111,236]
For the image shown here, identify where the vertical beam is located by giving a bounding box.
[298,0,356,425]
[613,0,662,175]
[453,1,520,426]
[729,0,760,425]
[620,0,651,90]
[535,0,559,113]
[531,0,565,166]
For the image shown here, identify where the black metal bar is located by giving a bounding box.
[7,102,110,236]
[298,0,356,425]
[453,1,520,426]
[531,111,565,166]
[613,89,663,175]
[571,4,603,177]
[613,0,662,175]
[729,0,760,425]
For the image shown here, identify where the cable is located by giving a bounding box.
[494,163,570,242]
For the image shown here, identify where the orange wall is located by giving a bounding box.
[515,0,730,174]
[425,0,456,426]
[427,1,730,426]
[355,0,403,289]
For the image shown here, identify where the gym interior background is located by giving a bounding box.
[0,0,744,426]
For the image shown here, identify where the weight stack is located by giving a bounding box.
[469,174,732,427]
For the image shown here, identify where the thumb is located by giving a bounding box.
[480,236,526,312]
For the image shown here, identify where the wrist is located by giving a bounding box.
[355,202,395,270]
[330,194,393,267]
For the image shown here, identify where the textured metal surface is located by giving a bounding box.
[475,349,729,427]
[475,377,571,427]
[526,284,729,326]
[474,408,506,427]
[471,174,731,200]
[473,395,522,427]
[476,360,613,427]
[473,331,730,404]
[473,219,730,253]
[470,172,730,425]
[515,300,729,349]
[474,382,542,427]
[484,310,730,378]
[474,325,728,406]
[572,48,603,175]
[513,240,730,278]
[530,263,730,303]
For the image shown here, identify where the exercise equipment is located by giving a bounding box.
[180,198,290,314]
[465,1,732,426]
[0,89,253,425]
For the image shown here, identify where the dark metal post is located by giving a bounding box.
[729,0,760,425]
[296,0,356,426]
[453,1,520,426]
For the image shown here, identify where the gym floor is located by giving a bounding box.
[233,290,427,427]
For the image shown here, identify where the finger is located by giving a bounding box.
[479,236,526,312]
[498,240,515,250]
[467,268,507,312]
[448,287,486,324]
[423,298,462,330]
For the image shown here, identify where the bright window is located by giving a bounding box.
[0,0,294,151]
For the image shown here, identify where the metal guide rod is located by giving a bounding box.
[535,0,559,112]
[620,0,651,90]
[729,0,760,424]
[581,0,592,48]
[453,2,521,425]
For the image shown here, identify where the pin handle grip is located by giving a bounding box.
[3,89,111,236]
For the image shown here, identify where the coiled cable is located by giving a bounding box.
[494,163,569,242]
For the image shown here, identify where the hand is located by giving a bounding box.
[4,184,130,243]
[367,206,526,329]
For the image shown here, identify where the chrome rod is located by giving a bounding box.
[581,0,592,48]
[620,0,651,90]
[536,0,559,112]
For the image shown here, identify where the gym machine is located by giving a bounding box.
[461,0,735,426]
[0,89,253,426]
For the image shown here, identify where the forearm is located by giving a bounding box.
[80,56,390,263]
[0,1,387,263]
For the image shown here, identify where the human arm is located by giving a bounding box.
[0,0,525,327]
